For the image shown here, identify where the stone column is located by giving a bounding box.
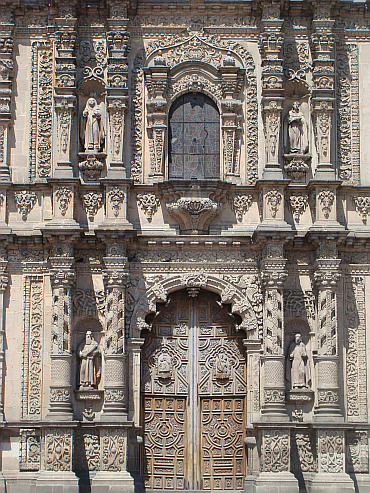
[311,2,336,179]
[127,338,145,427]
[101,241,129,421]
[54,3,77,179]
[48,244,75,420]
[259,1,284,179]
[313,241,343,420]
[260,242,288,421]
[0,254,7,493]
[0,12,14,182]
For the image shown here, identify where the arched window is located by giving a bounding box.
[168,93,220,180]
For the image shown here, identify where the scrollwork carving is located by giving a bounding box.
[55,186,73,216]
[137,193,161,222]
[14,190,37,220]
[81,191,103,220]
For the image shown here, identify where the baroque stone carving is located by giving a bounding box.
[29,42,53,179]
[74,429,100,472]
[347,430,369,473]
[289,193,309,222]
[166,198,221,234]
[286,333,311,389]
[318,430,344,474]
[137,193,161,222]
[78,331,101,389]
[101,428,125,471]
[45,428,72,472]
[317,189,335,219]
[21,276,43,419]
[291,431,317,474]
[55,186,72,216]
[108,187,125,217]
[74,289,105,316]
[284,102,308,154]
[81,191,103,220]
[14,190,37,220]
[81,98,105,152]
[261,430,289,473]
[345,276,367,421]
[265,189,282,219]
[20,429,41,471]
[79,155,104,181]
[230,194,253,222]
[352,195,370,224]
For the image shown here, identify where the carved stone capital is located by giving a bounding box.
[166,197,221,235]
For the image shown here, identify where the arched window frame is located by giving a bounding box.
[143,57,245,182]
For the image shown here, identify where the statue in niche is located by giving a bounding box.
[78,331,101,389]
[284,102,308,154]
[80,97,105,152]
[157,348,172,378]
[286,333,311,389]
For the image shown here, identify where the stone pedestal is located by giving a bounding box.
[91,471,134,493]
[35,472,79,493]
[255,472,299,493]
[306,473,354,493]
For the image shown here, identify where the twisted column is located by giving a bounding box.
[313,242,342,420]
[260,243,288,420]
[48,245,75,420]
[101,242,129,421]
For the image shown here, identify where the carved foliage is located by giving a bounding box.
[230,194,253,222]
[14,190,37,220]
[101,428,125,472]
[81,191,103,220]
[45,428,72,472]
[108,187,125,218]
[318,189,335,219]
[289,193,308,222]
[20,429,41,471]
[265,189,282,218]
[74,429,100,472]
[261,430,289,473]
[30,42,53,179]
[22,277,43,419]
[55,186,72,216]
[352,195,370,225]
[318,430,344,474]
[291,431,317,474]
[137,193,161,222]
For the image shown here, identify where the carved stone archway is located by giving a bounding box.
[130,273,259,338]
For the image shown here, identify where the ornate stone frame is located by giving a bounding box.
[131,33,258,184]
[130,273,259,338]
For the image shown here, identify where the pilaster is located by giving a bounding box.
[313,240,343,420]
[48,243,75,420]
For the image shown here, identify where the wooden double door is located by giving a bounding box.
[142,290,247,491]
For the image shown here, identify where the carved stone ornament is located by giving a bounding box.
[137,193,161,222]
[81,191,103,220]
[14,190,37,220]
[318,189,335,219]
[230,194,253,222]
[352,195,370,224]
[55,187,72,216]
[77,331,101,390]
[284,155,310,182]
[289,193,309,222]
[265,189,282,218]
[108,187,125,218]
[166,197,221,234]
[156,347,173,379]
[79,154,104,181]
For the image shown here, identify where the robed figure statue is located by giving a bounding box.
[284,102,308,154]
[80,98,105,152]
[78,331,101,389]
[286,333,311,389]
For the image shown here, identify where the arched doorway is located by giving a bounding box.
[142,290,246,491]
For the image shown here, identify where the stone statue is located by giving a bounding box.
[284,102,308,154]
[286,333,311,389]
[215,351,230,378]
[81,98,105,152]
[157,349,172,378]
[78,331,101,389]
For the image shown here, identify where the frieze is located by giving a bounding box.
[128,248,258,264]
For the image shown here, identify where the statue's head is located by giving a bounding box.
[87,98,96,108]
[86,330,93,343]
[294,333,302,343]
[292,101,300,112]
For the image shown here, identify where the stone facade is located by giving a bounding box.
[0,1,368,492]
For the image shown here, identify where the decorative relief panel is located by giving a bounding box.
[21,276,43,419]
[261,430,290,473]
[337,43,360,184]
[201,398,244,490]
[101,428,126,472]
[73,429,100,472]
[345,276,367,421]
[347,430,369,474]
[29,41,53,179]
[318,430,345,474]
[20,429,41,472]
[291,431,317,474]
[45,428,72,472]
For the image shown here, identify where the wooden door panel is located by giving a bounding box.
[201,398,245,490]
[143,397,186,490]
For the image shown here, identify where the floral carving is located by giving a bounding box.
[230,194,253,222]
[289,194,308,222]
[262,430,289,473]
[318,189,335,219]
[81,191,103,220]
[14,190,37,220]
[101,428,125,471]
[45,429,72,472]
[352,195,370,224]
[108,187,125,217]
[265,189,282,218]
[318,430,344,474]
[137,193,161,222]
[55,187,72,216]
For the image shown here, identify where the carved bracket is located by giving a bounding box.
[166,197,221,234]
